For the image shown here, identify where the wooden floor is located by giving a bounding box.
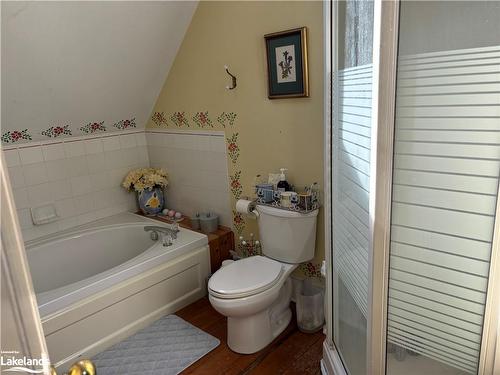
[176,297,325,375]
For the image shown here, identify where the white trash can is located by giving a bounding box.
[296,279,325,333]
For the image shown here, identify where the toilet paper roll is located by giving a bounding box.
[235,199,259,218]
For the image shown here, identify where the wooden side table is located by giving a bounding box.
[137,212,234,273]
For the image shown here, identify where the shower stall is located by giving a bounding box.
[323,1,500,374]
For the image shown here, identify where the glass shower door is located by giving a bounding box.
[386,2,500,374]
[331,1,374,374]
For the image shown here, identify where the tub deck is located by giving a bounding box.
[177,297,325,375]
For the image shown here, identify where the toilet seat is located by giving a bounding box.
[208,256,284,299]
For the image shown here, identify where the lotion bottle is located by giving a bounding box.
[277,168,291,192]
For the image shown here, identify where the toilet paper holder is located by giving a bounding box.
[235,199,260,219]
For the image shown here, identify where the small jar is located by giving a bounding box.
[191,213,201,230]
[280,192,293,208]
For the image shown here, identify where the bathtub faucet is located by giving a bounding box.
[144,225,179,246]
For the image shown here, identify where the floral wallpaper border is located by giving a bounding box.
[1,129,32,144]
[229,170,243,199]
[151,111,238,129]
[114,118,137,130]
[2,117,137,144]
[192,111,213,128]
[226,133,240,164]
[41,125,72,138]
[80,121,106,134]
[299,262,322,278]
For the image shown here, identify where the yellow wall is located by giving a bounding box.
[147,1,324,275]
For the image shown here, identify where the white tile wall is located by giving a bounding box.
[3,131,149,241]
[19,146,44,165]
[146,130,231,226]
[4,129,231,242]
[4,148,21,167]
[42,143,65,161]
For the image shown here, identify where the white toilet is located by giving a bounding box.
[208,205,318,354]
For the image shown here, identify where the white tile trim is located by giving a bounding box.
[146,128,225,137]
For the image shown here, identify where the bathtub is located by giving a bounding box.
[25,212,210,371]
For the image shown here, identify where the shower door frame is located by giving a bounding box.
[479,181,500,375]
[322,0,399,374]
[366,0,399,373]
[323,0,500,374]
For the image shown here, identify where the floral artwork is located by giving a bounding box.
[278,49,294,80]
[265,27,308,98]
[232,210,245,235]
[230,170,243,199]
[114,118,137,130]
[170,112,189,127]
[192,112,213,128]
[1,129,32,144]
[226,133,240,164]
[216,112,237,128]
[80,121,106,134]
[299,262,322,278]
[41,125,72,138]
[151,112,167,127]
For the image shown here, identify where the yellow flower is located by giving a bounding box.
[122,167,169,192]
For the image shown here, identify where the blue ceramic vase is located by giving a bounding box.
[137,187,164,215]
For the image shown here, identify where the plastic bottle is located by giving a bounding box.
[277,168,290,192]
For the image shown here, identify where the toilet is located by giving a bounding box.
[208,205,318,354]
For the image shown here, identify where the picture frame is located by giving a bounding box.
[264,27,309,99]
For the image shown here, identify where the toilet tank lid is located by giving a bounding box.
[208,256,283,297]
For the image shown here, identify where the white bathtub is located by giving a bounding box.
[25,212,210,371]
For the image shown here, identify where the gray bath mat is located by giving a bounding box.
[92,314,220,375]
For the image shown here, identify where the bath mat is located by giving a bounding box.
[92,314,220,375]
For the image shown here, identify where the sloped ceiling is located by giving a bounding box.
[1,1,198,140]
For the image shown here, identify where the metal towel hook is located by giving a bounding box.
[224,65,237,90]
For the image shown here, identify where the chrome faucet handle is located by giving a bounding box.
[149,230,159,241]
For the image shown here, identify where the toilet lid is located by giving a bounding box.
[208,256,283,299]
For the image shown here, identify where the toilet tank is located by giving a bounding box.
[256,205,318,263]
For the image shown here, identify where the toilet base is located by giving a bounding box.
[227,306,292,354]
[226,278,293,354]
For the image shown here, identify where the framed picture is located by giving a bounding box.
[264,27,309,99]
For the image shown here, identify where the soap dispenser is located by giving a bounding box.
[277,168,291,192]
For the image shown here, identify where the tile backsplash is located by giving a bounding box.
[3,131,149,241]
[146,130,231,227]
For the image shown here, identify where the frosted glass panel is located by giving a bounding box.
[386,2,500,374]
[331,1,374,374]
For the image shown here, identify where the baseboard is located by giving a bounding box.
[321,340,347,375]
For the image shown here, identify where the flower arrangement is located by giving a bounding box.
[122,168,169,192]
